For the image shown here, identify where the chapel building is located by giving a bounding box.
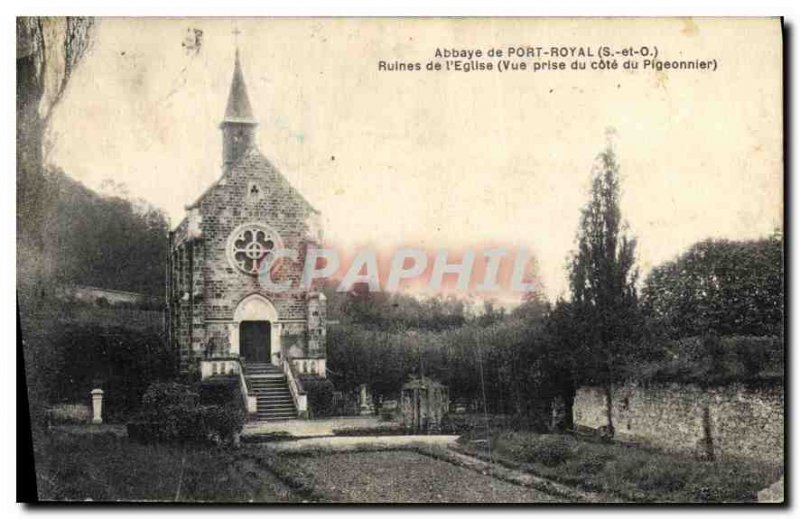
[167,50,327,420]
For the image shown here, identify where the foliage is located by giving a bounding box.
[323,285,469,331]
[517,434,574,467]
[34,431,298,502]
[127,382,244,445]
[40,167,170,296]
[456,431,782,503]
[641,235,783,338]
[48,322,174,421]
[301,377,336,418]
[623,335,784,386]
[18,17,95,295]
[326,300,560,420]
[197,377,242,406]
[566,144,642,387]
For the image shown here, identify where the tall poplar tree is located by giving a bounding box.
[568,141,639,437]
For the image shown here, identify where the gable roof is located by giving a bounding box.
[184,147,318,215]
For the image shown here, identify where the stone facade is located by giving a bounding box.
[400,377,449,433]
[573,383,784,464]
[167,51,326,377]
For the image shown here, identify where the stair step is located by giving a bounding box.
[244,363,297,420]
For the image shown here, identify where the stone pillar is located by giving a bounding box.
[359,384,374,415]
[90,388,104,424]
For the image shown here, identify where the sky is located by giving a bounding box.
[47,18,783,302]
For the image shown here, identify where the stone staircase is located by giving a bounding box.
[245,361,297,421]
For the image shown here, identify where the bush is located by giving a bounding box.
[629,335,784,387]
[619,458,689,493]
[522,435,574,467]
[48,323,174,421]
[301,377,335,418]
[127,382,244,445]
[491,433,576,467]
[198,378,242,407]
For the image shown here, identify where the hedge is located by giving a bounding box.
[127,382,244,445]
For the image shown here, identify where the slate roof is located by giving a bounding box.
[222,49,257,126]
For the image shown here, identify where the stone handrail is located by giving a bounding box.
[238,359,257,415]
[282,358,308,417]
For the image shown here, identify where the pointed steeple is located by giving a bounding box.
[223,49,257,125]
[220,49,257,165]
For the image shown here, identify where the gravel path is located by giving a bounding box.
[260,435,458,452]
[243,417,395,437]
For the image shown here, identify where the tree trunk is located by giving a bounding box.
[603,382,615,438]
[562,383,575,431]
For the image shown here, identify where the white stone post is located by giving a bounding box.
[91,388,104,424]
[359,384,373,415]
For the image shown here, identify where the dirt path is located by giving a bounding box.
[251,449,569,503]
[257,434,459,452]
[427,448,621,503]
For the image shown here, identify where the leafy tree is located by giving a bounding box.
[51,324,175,421]
[17,17,95,295]
[325,296,567,426]
[641,234,783,338]
[567,143,640,436]
[18,18,96,433]
[29,168,169,296]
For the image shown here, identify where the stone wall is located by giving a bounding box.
[573,383,784,464]
[198,149,319,324]
[169,146,327,372]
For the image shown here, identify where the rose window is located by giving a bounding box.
[226,223,284,275]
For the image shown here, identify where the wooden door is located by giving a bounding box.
[240,321,270,362]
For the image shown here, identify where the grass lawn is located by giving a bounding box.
[455,430,783,503]
[31,429,567,503]
[33,430,298,502]
[33,426,778,503]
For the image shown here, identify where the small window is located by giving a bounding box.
[247,182,262,198]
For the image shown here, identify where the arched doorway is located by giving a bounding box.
[231,294,280,365]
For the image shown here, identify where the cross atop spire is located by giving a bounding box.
[232,23,241,47]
